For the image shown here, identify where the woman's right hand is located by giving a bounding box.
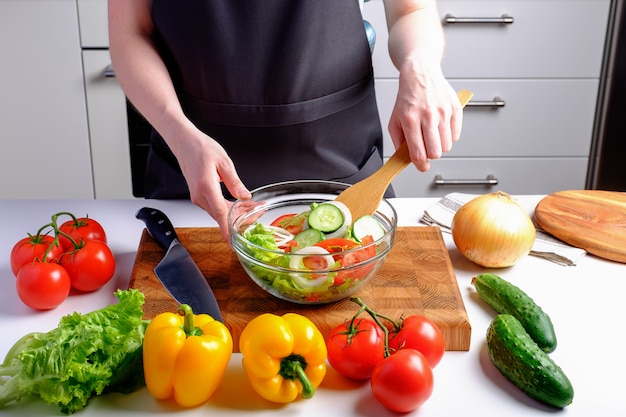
[173,127,251,243]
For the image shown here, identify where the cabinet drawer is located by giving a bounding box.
[77,0,109,48]
[364,0,610,78]
[375,78,598,158]
[390,157,589,197]
[83,50,134,199]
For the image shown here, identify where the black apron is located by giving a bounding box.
[146,0,392,198]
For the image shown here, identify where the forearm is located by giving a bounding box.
[108,0,196,156]
[381,0,462,171]
[383,0,445,79]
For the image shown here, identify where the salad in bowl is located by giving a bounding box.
[228,180,397,304]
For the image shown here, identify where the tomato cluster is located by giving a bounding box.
[9,212,115,310]
[326,298,445,413]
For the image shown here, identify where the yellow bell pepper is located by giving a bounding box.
[239,313,327,403]
[143,304,233,407]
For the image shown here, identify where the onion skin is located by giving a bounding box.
[451,192,536,268]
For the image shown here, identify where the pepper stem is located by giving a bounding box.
[279,354,315,399]
[177,304,203,337]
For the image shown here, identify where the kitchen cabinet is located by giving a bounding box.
[0,0,611,200]
[78,0,137,199]
[82,50,134,199]
[363,0,611,197]
[0,0,93,199]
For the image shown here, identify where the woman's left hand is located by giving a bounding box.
[383,0,464,172]
[388,64,463,172]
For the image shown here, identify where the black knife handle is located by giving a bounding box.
[136,207,179,250]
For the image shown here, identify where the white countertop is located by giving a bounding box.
[0,197,624,416]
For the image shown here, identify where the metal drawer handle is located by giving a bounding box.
[443,14,514,25]
[433,174,499,186]
[466,97,506,108]
[104,64,116,78]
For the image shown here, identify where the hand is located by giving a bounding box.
[387,65,463,172]
[174,129,251,243]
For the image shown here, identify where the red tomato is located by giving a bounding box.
[327,318,385,380]
[10,235,64,277]
[371,349,434,413]
[389,315,445,367]
[270,214,305,235]
[16,262,71,310]
[60,240,116,292]
[58,217,107,251]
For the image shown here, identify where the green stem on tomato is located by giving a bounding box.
[50,212,83,250]
[30,222,62,263]
[349,297,401,358]
[53,211,80,225]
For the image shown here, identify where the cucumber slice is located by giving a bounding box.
[352,215,385,242]
[324,201,352,239]
[308,203,344,233]
[293,228,325,250]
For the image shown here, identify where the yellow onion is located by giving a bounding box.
[451,191,536,268]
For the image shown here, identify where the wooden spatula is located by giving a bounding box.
[335,89,473,219]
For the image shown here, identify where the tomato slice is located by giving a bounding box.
[335,235,377,283]
[315,238,360,253]
[302,255,332,270]
[341,235,376,266]
[271,214,305,234]
[280,240,298,252]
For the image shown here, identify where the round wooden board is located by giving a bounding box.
[534,190,626,263]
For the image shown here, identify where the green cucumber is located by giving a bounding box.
[308,203,344,233]
[352,215,385,242]
[292,228,325,249]
[472,273,557,353]
[487,314,574,408]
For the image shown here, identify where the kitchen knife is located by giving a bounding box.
[135,207,223,322]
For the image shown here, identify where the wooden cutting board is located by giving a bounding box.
[128,226,471,352]
[534,190,626,263]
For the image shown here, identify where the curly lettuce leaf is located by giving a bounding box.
[0,289,148,414]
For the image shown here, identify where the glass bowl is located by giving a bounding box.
[228,180,397,304]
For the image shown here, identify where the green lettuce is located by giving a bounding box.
[243,223,344,300]
[0,289,148,414]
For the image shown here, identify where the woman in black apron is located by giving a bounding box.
[109,0,463,240]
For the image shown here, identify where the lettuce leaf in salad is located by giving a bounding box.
[243,223,282,260]
[241,222,366,300]
[242,223,332,294]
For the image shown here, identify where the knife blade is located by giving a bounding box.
[135,207,223,322]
